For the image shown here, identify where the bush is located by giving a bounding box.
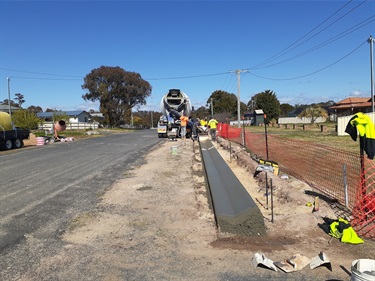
[12,110,42,130]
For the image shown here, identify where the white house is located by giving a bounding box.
[37,111,92,123]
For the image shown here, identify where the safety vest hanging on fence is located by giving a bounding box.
[345,112,375,159]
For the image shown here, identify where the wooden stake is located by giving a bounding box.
[313,196,319,212]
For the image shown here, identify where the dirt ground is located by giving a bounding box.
[20,133,375,280]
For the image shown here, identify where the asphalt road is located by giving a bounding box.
[0,130,162,279]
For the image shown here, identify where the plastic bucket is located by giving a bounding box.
[36,137,45,146]
[171,146,178,155]
[351,259,375,281]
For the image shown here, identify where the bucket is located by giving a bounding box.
[351,259,375,281]
[36,137,45,146]
[171,146,178,155]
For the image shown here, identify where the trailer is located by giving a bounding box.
[0,112,30,150]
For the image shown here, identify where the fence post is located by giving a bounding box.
[264,122,269,160]
[271,179,274,223]
[265,172,269,210]
[242,118,245,147]
[343,163,348,208]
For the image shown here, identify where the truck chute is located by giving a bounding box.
[157,89,192,139]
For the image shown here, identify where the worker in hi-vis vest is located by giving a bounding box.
[207,118,218,141]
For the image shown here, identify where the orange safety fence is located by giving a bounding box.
[217,123,375,238]
[351,157,375,238]
[218,123,241,140]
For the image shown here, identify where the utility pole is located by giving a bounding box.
[7,77,12,118]
[211,98,213,117]
[231,69,249,128]
[369,35,374,112]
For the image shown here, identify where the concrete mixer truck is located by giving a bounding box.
[157,89,192,139]
[0,112,30,150]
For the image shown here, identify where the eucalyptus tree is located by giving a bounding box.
[82,66,152,127]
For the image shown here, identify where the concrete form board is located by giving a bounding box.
[200,139,266,236]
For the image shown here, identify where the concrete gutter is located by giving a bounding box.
[199,136,266,236]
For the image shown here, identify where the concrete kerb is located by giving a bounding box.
[198,135,266,237]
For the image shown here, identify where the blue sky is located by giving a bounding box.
[0,0,374,113]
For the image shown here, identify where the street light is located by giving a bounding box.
[7,77,12,118]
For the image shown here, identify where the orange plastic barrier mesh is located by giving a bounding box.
[219,125,375,238]
[351,157,375,238]
[218,123,241,140]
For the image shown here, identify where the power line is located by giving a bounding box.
[252,0,368,69]
[0,67,82,78]
[10,76,82,81]
[0,1,371,88]
[248,39,368,81]
[145,72,230,80]
[1,68,230,81]
[2,35,367,84]
[251,15,374,70]
[220,72,234,92]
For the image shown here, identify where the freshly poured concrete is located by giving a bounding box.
[200,137,266,236]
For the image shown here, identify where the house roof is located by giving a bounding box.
[37,111,90,118]
[0,104,20,112]
[329,97,372,110]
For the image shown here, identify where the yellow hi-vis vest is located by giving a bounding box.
[329,218,364,244]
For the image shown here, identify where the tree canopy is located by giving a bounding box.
[1,99,18,107]
[280,103,294,117]
[193,106,210,119]
[12,109,42,130]
[82,66,152,127]
[15,93,25,107]
[298,106,328,124]
[250,90,280,123]
[1,93,25,108]
[207,90,247,120]
[27,105,43,113]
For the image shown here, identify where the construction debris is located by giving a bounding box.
[252,252,278,271]
[310,252,332,271]
[274,254,311,273]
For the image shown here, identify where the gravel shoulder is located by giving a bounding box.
[16,136,375,280]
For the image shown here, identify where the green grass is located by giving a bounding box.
[243,122,360,153]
